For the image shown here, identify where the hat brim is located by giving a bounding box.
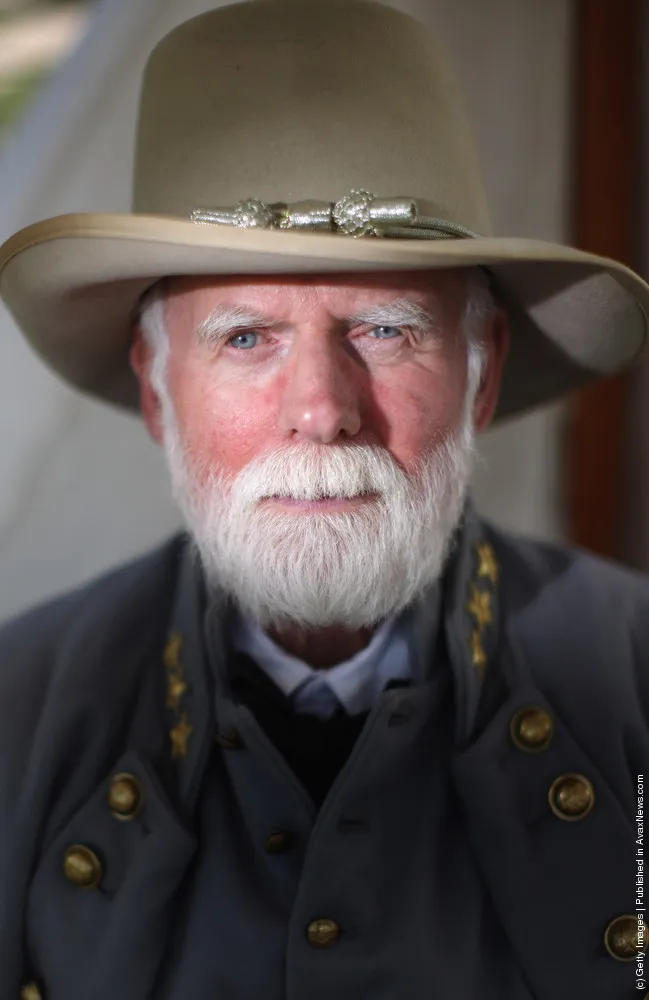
[1,212,648,421]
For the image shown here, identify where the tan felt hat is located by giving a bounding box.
[1,0,648,421]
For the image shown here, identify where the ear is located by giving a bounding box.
[129,326,164,445]
[472,308,510,433]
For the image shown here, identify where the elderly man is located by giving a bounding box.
[1,1,649,998]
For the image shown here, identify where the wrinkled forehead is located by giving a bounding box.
[161,268,471,324]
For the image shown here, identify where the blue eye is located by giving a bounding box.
[227,331,259,349]
[371,325,402,339]
[224,325,403,352]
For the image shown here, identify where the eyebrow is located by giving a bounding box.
[194,297,440,345]
[347,298,439,333]
[195,306,274,344]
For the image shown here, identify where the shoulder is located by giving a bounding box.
[485,521,649,619]
[0,533,186,652]
[0,535,186,745]
[483,522,649,722]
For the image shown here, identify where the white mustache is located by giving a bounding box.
[226,442,414,507]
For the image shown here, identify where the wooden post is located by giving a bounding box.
[566,0,641,557]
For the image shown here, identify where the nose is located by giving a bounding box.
[275,333,363,444]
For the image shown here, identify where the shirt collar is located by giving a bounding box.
[231,608,396,690]
[230,607,412,715]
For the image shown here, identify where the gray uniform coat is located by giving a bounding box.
[0,507,646,1000]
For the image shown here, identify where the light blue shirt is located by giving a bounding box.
[230,608,413,719]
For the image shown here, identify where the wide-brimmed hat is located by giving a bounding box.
[1,0,648,421]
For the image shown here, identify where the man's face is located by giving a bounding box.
[131,269,507,633]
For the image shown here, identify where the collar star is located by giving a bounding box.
[476,542,499,585]
[470,630,487,674]
[466,584,492,629]
[170,713,194,759]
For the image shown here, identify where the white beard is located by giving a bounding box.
[158,387,478,633]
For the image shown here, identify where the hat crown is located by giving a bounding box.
[133,0,492,235]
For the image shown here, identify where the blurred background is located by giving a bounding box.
[0,0,646,622]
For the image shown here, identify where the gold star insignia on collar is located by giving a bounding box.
[166,674,187,712]
[163,630,192,757]
[164,631,189,710]
[466,584,492,629]
[476,542,499,585]
[163,631,182,672]
[170,713,194,759]
[465,540,499,676]
[470,630,487,674]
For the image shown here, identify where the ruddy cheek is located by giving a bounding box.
[258,386,277,409]
[198,400,273,474]
[388,387,458,460]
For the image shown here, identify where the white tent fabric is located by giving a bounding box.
[0,0,572,622]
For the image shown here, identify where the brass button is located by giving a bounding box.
[509,706,554,751]
[306,918,341,948]
[548,773,595,820]
[107,772,142,821]
[21,983,43,1000]
[265,829,293,853]
[62,845,103,889]
[604,914,645,961]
